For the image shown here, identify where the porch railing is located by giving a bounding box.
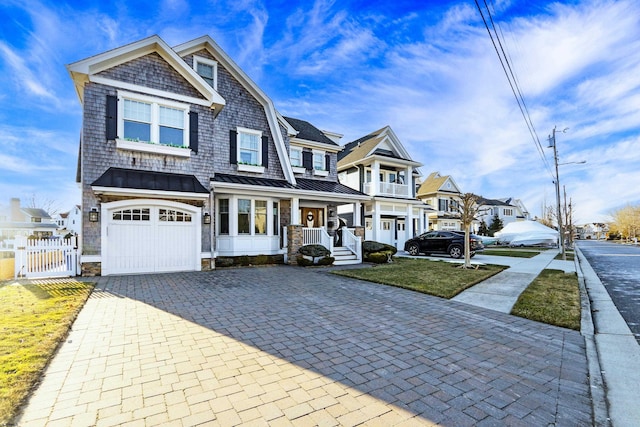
[341,227,361,261]
[302,227,333,253]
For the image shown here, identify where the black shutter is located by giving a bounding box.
[303,151,312,170]
[229,130,237,164]
[189,112,198,153]
[106,95,117,140]
[325,154,331,172]
[261,136,269,168]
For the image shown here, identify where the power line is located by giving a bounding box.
[475,0,554,179]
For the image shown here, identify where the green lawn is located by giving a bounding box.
[0,279,94,425]
[332,257,506,299]
[511,269,581,329]
[334,257,581,330]
[481,248,540,258]
[555,251,575,261]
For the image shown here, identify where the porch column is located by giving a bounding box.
[291,197,300,224]
[353,201,362,226]
[406,204,413,242]
[406,166,413,197]
[372,201,380,241]
[371,161,380,196]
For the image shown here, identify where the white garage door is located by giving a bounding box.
[104,202,200,275]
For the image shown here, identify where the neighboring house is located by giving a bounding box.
[416,172,463,231]
[0,198,58,245]
[53,205,82,236]
[476,197,530,230]
[67,34,367,276]
[337,126,427,248]
[577,223,609,240]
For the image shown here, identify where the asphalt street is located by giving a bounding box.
[577,240,640,344]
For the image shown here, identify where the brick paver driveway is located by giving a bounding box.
[17,266,592,426]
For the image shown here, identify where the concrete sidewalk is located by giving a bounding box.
[452,249,567,313]
[576,245,640,427]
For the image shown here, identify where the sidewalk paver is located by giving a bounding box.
[16,265,591,426]
[452,249,561,312]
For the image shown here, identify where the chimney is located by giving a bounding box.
[10,198,22,222]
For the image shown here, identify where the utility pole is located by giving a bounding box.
[549,126,565,260]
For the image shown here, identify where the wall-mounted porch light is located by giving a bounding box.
[203,212,211,224]
[89,207,99,222]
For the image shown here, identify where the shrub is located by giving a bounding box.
[296,255,315,266]
[298,244,331,258]
[366,252,392,264]
[362,240,396,263]
[317,256,335,266]
[362,240,397,256]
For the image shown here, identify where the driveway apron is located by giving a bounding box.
[16,266,591,426]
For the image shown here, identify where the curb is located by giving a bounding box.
[575,245,610,426]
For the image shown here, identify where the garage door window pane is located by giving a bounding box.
[112,208,150,221]
[159,209,192,222]
[238,199,250,234]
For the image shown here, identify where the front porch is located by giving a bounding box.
[286,226,364,265]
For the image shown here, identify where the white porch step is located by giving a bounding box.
[332,246,361,266]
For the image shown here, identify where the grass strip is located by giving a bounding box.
[511,269,580,330]
[481,249,540,258]
[332,257,506,299]
[0,279,94,424]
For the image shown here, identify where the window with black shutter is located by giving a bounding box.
[106,95,118,140]
[189,112,198,153]
[303,151,312,170]
[229,130,237,164]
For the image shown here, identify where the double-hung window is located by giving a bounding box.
[219,199,229,235]
[194,56,218,89]
[254,201,267,235]
[290,147,302,167]
[238,128,261,165]
[238,199,251,234]
[313,151,325,170]
[119,91,189,148]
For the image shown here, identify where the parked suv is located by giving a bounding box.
[404,230,484,258]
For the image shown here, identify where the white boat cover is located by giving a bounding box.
[494,221,559,246]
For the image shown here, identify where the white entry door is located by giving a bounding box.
[103,200,201,275]
[379,219,394,245]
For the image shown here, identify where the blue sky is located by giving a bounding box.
[1,0,638,223]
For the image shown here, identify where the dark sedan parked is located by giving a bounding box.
[404,231,484,258]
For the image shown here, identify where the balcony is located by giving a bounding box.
[363,182,410,198]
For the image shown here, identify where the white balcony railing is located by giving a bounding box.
[363,182,410,198]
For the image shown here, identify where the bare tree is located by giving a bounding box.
[25,193,61,216]
[458,193,483,269]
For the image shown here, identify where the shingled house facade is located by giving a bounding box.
[68,35,366,276]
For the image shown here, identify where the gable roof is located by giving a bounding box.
[283,117,339,147]
[67,35,225,111]
[477,197,514,207]
[21,208,51,219]
[173,36,296,184]
[337,126,422,171]
[416,172,461,197]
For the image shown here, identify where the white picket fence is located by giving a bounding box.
[14,236,78,279]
